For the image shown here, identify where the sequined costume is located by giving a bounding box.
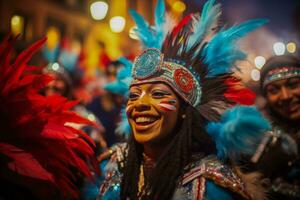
[252,126,300,199]
[98,144,253,200]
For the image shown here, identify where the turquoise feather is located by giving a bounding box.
[206,106,271,160]
[129,0,166,49]
[186,0,221,52]
[202,19,268,77]
[155,0,166,48]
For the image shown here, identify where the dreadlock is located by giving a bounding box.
[120,105,216,200]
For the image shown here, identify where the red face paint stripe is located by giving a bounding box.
[159,103,177,112]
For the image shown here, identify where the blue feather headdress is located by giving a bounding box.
[110,0,270,158]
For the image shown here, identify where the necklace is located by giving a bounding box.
[137,153,156,198]
[138,163,145,194]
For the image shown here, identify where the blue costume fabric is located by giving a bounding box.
[98,144,250,200]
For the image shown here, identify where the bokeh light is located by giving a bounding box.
[90,1,108,20]
[172,1,186,13]
[254,56,266,69]
[251,69,260,81]
[46,26,60,50]
[51,62,60,71]
[273,42,285,55]
[129,26,139,40]
[11,15,24,36]
[286,42,296,53]
[110,16,126,33]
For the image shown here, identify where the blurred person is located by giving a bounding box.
[86,60,128,147]
[97,0,270,199]
[86,89,123,147]
[98,41,111,71]
[102,58,133,141]
[106,60,124,82]
[42,62,73,98]
[81,59,133,200]
[42,62,107,155]
[251,55,300,200]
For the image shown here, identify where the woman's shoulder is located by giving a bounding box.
[98,143,128,173]
[97,143,128,200]
[180,155,253,199]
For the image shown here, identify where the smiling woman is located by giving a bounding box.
[127,83,180,148]
[97,0,270,200]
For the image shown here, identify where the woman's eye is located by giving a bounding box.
[129,93,139,100]
[152,91,168,98]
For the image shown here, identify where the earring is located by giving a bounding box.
[182,114,186,119]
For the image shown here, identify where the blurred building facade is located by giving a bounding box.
[0,0,158,76]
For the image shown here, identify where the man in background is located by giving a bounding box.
[252,55,300,200]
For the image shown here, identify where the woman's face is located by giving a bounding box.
[126,83,181,145]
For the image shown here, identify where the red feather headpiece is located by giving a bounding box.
[0,36,98,199]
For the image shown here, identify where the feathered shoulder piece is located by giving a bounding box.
[206,106,270,161]
[0,36,98,199]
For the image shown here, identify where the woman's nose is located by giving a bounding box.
[135,94,151,112]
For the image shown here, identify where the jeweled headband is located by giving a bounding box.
[130,48,202,108]
[263,66,300,87]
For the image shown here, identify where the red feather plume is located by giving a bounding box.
[0,36,98,199]
[171,13,194,37]
[224,76,256,105]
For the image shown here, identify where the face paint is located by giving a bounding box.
[126,104,133,114]
[158,99,177,112]
[126,83,180,145]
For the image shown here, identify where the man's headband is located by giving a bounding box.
[263,66,300,87]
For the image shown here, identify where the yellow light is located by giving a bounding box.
[11,15,24,35]
[254,56,266,70]
[129,26,139,40]
[46,27,60,50]
[286,42,296,53]
[172,1,186,13]
[90,1,108,20]
[109,16,126,33]
[11,15,21,26]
